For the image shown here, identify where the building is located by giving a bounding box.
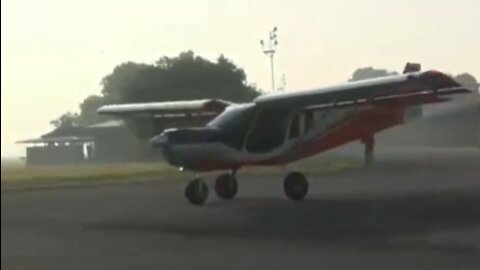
[17,120,157,166]
[17,104,222,166]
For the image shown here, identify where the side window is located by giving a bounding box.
[289,114,300,139]
[305,110,314,133]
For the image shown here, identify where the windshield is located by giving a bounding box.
[208,104,255,128]
[208,103,256,149]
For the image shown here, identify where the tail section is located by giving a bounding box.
[403,62,421,73]
[403,63,423,120]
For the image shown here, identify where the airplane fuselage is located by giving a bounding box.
[152,102,406,171]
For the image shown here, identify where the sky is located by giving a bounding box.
[2,0,479,157]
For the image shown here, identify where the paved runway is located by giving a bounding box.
[2,148,480,270]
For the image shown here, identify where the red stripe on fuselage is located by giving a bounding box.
[256,105,406,165]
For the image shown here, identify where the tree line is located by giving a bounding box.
[52,52,478,128]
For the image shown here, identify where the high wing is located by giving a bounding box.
[97,99,233,139]
[255,70,471,110]
[98,99,232,118]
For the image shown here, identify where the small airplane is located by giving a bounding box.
[98,63,472,205]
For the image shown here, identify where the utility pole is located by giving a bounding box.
[260,27,278,92]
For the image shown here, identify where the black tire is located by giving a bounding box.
[185,178,208,205]
[214,173,238,200]
[283,172,308,201]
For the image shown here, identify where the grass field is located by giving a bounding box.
[1,162,176,182]
[1,156,362,187]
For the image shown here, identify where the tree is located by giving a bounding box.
[454,73,479,93]
[53,51,261,127]
[77,95,110,126]
[100,62,153,104]
[54,58,478,128]
[100,51,259,103]
[349,67,397,82]
[50,112,80,128]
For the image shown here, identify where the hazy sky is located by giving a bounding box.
[2,0,479,157]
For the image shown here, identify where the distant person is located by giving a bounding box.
[85,144,94,160]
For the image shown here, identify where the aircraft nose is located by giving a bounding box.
[150,132,182,166]
[150,133,169,148]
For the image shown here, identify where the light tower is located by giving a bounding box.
[260,27,278,92]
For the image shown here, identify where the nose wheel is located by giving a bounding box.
[283,171,309,201]
[185,178,209,205]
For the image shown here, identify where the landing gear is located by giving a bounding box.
[185,178,209,205]
[283,171,309,201]
[185,170,310,205]
[362,135,375,167]
[214,173,238,200]
[185,170,238,205]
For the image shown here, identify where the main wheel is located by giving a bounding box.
[185,178,209,205]
[214,173,238,200]
[283,172,308,201]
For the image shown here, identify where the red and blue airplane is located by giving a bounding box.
[99,63,472,205]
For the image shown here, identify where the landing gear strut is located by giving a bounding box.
[362,135,375,167]
[283,171,309,201]
[214,171,238,200]
[185,178,208,205]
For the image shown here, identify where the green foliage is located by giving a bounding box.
[101,52,259,103]
[50,112,80,128]
[77,95,110,126]
[54,58,478,128]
